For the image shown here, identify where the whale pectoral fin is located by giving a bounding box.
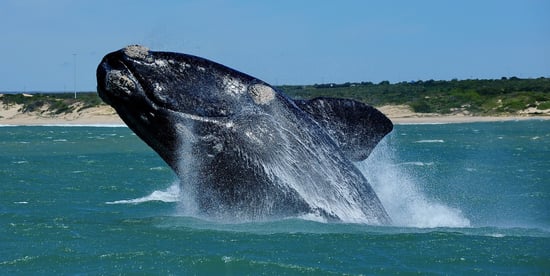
[294,97,393,161]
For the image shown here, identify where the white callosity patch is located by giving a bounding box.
[175,60,191,70]
[222,75,247,97]
[123,45,152,62]
[154,59,168,67]
[106,70,135,96]
[249,84,275,105]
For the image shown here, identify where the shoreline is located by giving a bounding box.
[390,115,549,124]
[1,104,548,126]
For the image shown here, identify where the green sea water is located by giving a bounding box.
[1,121,549,274]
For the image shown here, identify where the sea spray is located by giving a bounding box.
[360,137,471,228]
[174,121,200,217]
[105,131,470,227]
[162,105,391,223]
[105,181,181,204]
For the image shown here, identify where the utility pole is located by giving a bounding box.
[73,53,77,99]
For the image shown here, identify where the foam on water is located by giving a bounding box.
[106,181,181,204]
[415,139,445,143]
[360,139,471,228]
[398,161,434,166]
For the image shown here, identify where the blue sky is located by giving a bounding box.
[1,0,548,92]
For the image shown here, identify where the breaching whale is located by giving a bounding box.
[97,45,393,224]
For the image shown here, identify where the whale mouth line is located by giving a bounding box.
[166,108,228,125]
[128,61,233,125]
[100,58,225,125]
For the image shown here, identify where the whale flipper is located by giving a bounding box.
[294,97,393,161]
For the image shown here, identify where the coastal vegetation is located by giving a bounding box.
[0,92,102,115]
[1,77,549,116]
[280,77,550,115]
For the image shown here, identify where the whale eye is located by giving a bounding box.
[248,84,275,105]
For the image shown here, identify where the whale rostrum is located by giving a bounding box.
[97,45,393,224]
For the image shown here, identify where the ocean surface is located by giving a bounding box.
[1,120,549,274]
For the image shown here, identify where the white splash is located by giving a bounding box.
[105,182,181,204]
[415,139,445,143]
[174,120,200,217]
[360,139,471,228]
[398,161,434,167]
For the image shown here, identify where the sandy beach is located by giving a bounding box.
[377,105,550,124]
[0,104,125,126]
[0,103,548,126]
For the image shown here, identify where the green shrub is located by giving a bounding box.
[538,101,550,110]
[410,100,433,113]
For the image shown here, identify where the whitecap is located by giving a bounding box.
[414,139,444,143]
[399,161,434,167]
[221,256,233,263]
[106,182,181,204]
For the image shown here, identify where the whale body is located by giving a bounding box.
[96,45,393,224]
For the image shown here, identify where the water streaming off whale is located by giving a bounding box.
[108,132,472,228]
[96,45,392,224]
[172,111,385,223]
